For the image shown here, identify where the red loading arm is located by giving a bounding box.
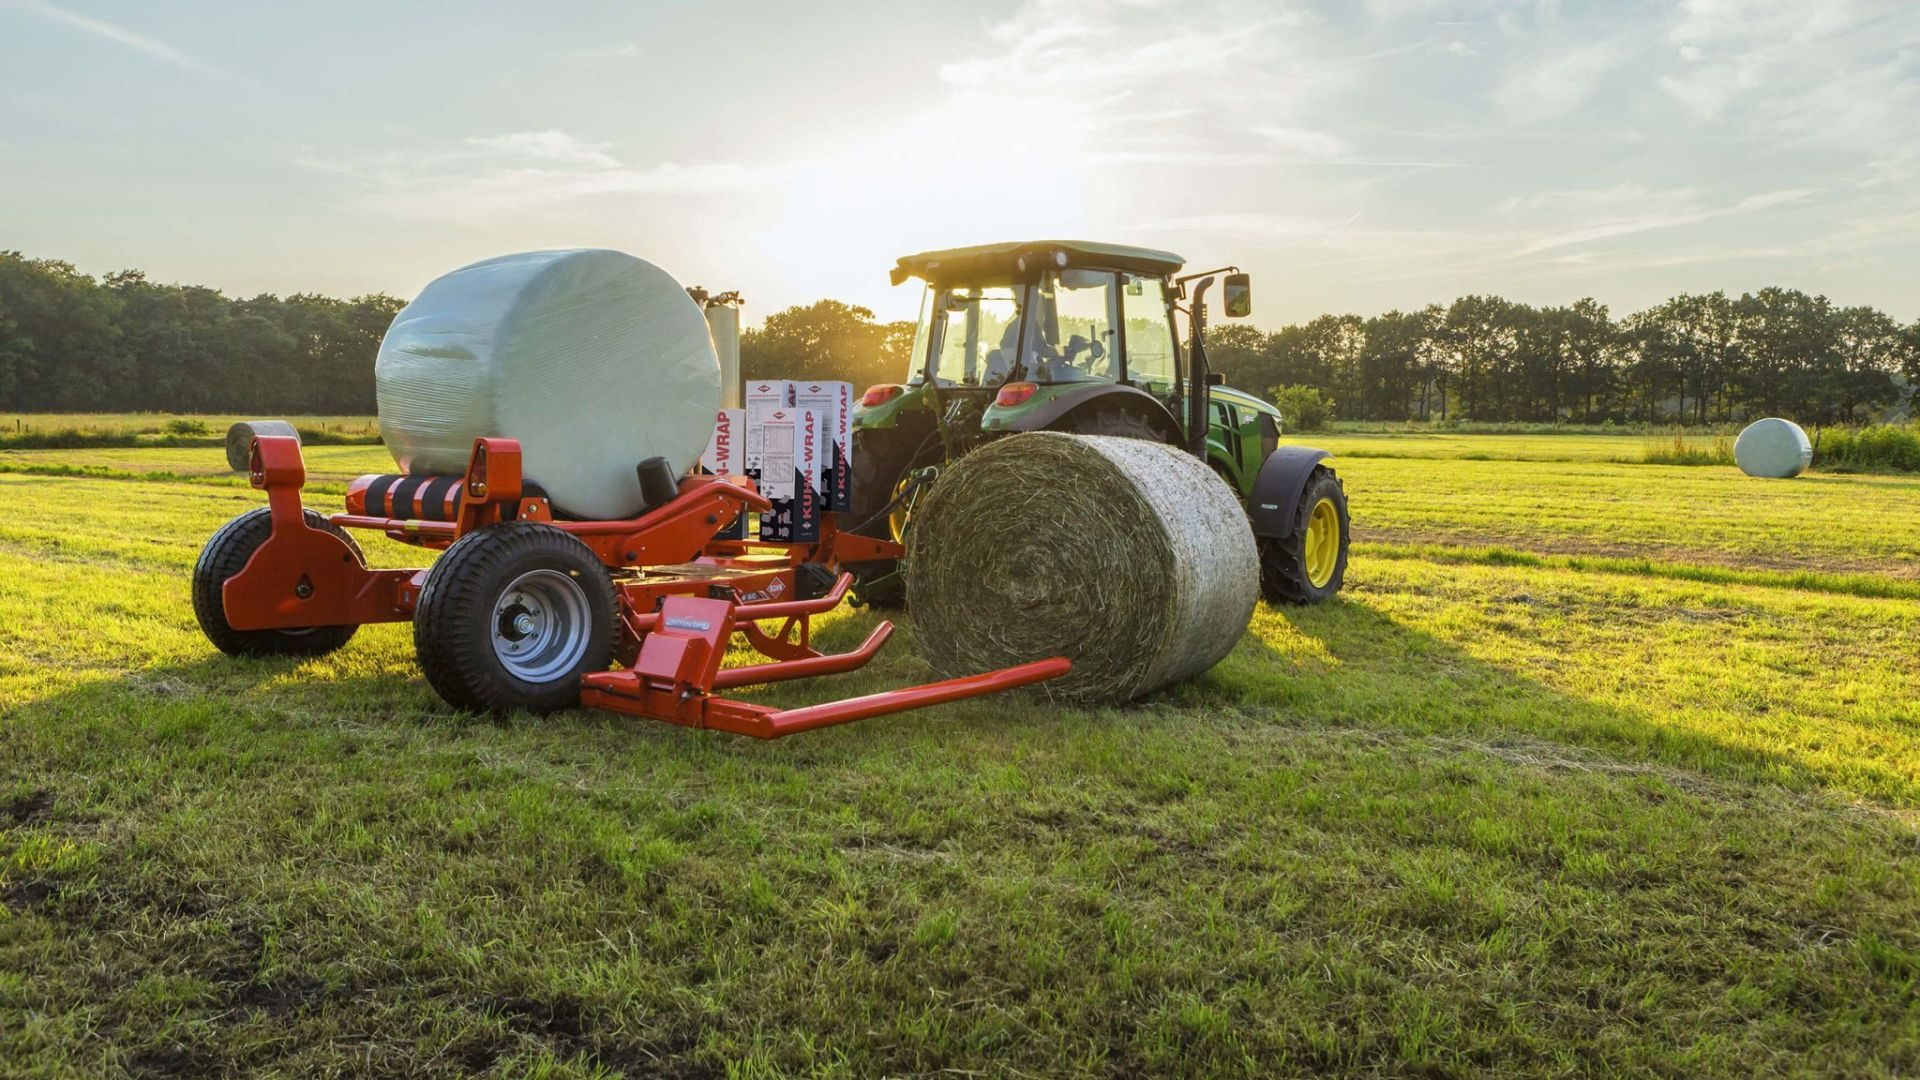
[751,656,1072,737]
[580,590,1072,739]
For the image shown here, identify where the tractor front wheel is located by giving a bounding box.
[1259,468,1349,604]
[413,523,617,714]
[193,507,362,657]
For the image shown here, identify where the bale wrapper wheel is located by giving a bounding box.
[197,434,1066,734]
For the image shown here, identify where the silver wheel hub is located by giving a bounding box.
[491,569,590,683]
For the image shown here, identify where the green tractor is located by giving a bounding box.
[846,240,1349,608]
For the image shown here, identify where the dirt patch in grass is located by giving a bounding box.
[127,1044,224,1079]
[3,788,56,826]
[483,994,708,1077]
[3,878,58,911]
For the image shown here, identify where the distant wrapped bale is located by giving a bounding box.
[376,249,720,520]
[1735,418,1812,478]
[907,432,1257,705]
[224,420,300,472]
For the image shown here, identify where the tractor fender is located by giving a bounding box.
[1247,447,1332,539]
[993,384,1181,440]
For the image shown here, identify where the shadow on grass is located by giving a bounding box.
[1179,595,1878,805]
[6,582,1886,811]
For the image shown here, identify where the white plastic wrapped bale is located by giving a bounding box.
[1734,417,1813,479]
[376,249,720,520]
[907,432,1258,705]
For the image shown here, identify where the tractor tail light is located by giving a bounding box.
[861,384,904,407]
[995,382,1038,407]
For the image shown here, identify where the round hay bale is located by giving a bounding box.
[224,419,300,472]
[907,432,1257,705]
[1734,417,1812,478]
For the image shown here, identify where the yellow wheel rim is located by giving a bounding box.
[1304,497,1340,588]
[887,473,913,543]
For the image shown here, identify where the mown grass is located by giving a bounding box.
[0,444,393,495]
[1328,453,1920,577]
[3,436,1920,1076]
[1285,432,1645,462]
[0,413,380,451]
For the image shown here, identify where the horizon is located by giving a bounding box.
[3,0,1917,326]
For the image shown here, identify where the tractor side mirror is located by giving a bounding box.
[1207,371,1226,386]
[1223,273,1252,318]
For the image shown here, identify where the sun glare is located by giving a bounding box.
[760,96,1094,321]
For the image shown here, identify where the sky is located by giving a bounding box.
[1,0,1917,327]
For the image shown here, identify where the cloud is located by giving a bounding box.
[11,0,210,72]
[935,0,1313,157]
[1491,39,1629,121]
[1251,125,1354,162]
[1506,186,1814,257]
[464,131,619,168]
[301,131,771,222]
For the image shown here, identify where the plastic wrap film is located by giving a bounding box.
[375,250,721,520]
[906,432,1258,704]
[1734,417,1813,479]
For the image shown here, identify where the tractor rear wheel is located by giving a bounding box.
[193,507,362,657]
[1259,468,1349,604]
[413,523,617,714]
[845,428,934,609]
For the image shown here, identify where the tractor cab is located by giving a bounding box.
[855,241,1275,489]
[862,241,1192,434]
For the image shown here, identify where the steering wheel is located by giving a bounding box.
[1055,334,1106,376]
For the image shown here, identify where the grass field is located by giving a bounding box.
[0,414,380,452]
[0,414,377,437]
[4,433,1919,1076]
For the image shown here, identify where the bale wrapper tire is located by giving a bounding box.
[906,432,1257,705]
[413,523,618,714]
[193,507,361,657]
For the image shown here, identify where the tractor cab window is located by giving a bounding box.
[1122,274,1176,392]
[1025,269,1117,383]
[915,285,1024,387]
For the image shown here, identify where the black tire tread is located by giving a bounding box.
[1259,468,1350,605]
[193,508,362,657]
[412,523,617,714]
[845,428,926,610]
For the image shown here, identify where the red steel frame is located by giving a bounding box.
[219,434,1067,736]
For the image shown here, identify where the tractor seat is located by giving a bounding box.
[345,474,552,522]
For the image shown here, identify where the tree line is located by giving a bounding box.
[4,250,1915,424]
[0,251,910,416]
[0,252,403,415]
[1211,290,1920,425]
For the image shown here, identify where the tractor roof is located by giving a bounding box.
[891,240,1186,285]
